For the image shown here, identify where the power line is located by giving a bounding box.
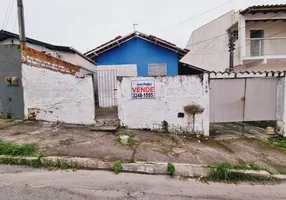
[12,17,17,32]
[186,12,283,48]
[158,0,237,32]
[2,0,12,29]
[3,0,15,30]
[189,20,286,55]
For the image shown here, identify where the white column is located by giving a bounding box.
[277,77,286,137]
[238,15,246,65]
[202,73,210,137]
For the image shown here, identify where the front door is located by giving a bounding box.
[250,30,264,56]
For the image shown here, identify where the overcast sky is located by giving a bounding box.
[0,0,285,52]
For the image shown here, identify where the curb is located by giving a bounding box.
[41,156,210,177]
[1,155,284,180]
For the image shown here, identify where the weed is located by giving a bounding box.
[268,136,286,149]
[161,120,169,133]
[127,157,136,163]
[6,110,13,119]
[167,162,175,177]
[42,159,78,171]
[0,139,37,156]
[169,134,182,144]
[112,160,123,174]
[0,156,43,168]
[209,162,266,171]
[205,162,270,183]
[0,155,77,171]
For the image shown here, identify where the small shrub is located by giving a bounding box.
[184,104,205,133]
[184,104,204,115]
[167,162,175,177]
[112,160,123,174]
[161,120,169,133]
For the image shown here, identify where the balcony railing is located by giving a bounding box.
[245,37,286,57]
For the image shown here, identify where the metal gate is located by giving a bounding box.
[93,69,117,108]
[210,77,278,123]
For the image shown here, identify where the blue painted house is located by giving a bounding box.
[85,32,203,76]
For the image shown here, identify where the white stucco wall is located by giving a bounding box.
[181,11,238,72]
[117,75,210,136]
[22,64,95,124]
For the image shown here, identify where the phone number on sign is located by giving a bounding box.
[132,92,154,98]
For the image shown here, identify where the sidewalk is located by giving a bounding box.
[0,120,286,174]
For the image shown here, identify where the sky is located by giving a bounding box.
[0,0,285,53]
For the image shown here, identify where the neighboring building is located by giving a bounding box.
[85,31,204,76]
[181,4,286,72]
[0,31,96,123]
[0,30,96,72]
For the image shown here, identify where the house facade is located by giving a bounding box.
[181,4,286,72]
[85,32,200,76]
[0,31,96,123]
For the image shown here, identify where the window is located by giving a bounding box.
[148,63,167,76]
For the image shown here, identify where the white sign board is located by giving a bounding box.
[131,80,155,99]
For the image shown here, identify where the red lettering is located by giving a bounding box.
[133,87,154,93]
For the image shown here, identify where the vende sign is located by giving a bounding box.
[131,80,155,99]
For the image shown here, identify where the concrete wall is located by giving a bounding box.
[96,38,179,76]
[0,44,24,118]
[22,64,95,124]
[117,75,209,136]
[181,11,238,72]
[20,45,95,124]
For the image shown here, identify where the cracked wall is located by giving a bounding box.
[117,75,209,136]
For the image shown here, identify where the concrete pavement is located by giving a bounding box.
[1,165,286,200]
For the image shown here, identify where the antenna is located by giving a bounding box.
[133,23,138,32]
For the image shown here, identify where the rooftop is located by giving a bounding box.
[240,4,286,15]
[85,31,189,60]
[0,30,96,65]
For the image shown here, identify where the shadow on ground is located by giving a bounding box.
[0,120,285,174]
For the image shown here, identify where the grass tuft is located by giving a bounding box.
[268,136,286,149]
[204,162,270,183]
[0,139,37,156]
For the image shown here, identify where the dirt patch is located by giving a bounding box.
[0,120,286,174]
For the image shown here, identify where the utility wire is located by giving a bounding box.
[12,17,17,32]
[189,20,286,55]
[3,0,15,30]
[159,0,237,32]
[2,0,12,29]
[186,12,283,48]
